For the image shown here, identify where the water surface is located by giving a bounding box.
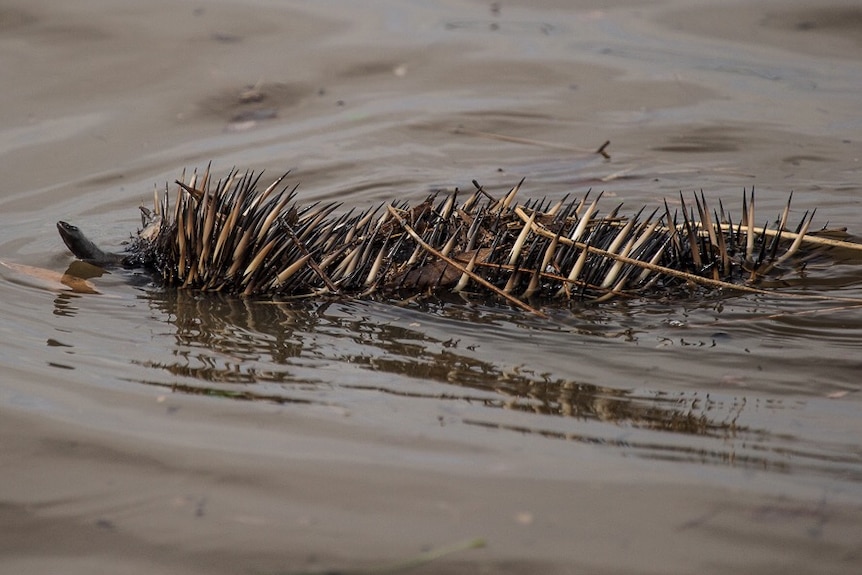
[2,1,862,573]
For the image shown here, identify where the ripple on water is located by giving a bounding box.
[7,280,843,486]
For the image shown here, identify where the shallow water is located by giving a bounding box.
[2,0,862,573]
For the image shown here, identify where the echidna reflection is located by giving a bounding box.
[59,167,834,305]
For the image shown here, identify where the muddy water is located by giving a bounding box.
[2,0,862,573]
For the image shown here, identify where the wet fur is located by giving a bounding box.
[101,167,826,303]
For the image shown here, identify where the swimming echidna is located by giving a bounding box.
[58,166,846,312]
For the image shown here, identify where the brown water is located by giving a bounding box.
[2,1,862,573]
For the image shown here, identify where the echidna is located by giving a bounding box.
[57,166,843,310]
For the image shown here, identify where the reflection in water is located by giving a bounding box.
[37,249,862,483]
[119,287,862,482]
[138,289,745,429]
[52,291,81,317]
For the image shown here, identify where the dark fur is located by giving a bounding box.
[62,168,828,303]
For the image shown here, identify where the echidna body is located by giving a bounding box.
[58,167,825,303]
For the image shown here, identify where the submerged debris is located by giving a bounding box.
[58,167,859,310]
